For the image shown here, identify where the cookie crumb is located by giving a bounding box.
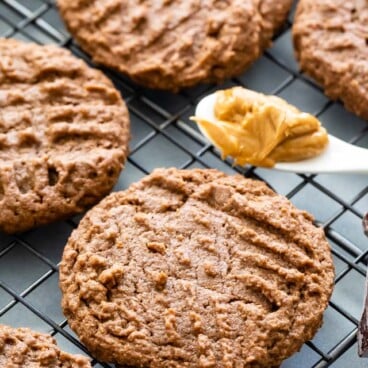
[175,249,191,266]
[190,311,202,333]
[146,241,166,254]
[153,271,168,290]
[204,262,218,277]
[165,308,180,342]
[98,265,124,288]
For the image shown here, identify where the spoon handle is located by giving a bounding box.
[274,136,368,174]
[334,139,368,174]
[351,152,368,173]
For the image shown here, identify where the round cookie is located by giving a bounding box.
[57,0,292,91]
[293,0,368,120]
[0,324,91,367]
[60,168,334,368]
[0,38,130,233]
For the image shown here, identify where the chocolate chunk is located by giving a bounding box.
[363,213,368,237]
[358,213,368,356]
[359,276,368,356]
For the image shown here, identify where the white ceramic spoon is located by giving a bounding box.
[195,93,368,174]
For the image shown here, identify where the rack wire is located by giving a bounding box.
[0,0,367,367]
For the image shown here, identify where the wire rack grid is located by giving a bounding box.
[0,0,367,367]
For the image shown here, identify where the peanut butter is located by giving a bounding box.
[193,87,329,167]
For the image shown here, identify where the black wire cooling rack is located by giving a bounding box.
[0,0,367,367]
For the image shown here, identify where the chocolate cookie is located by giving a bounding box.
[293,0,368,120]
[0,38,130,233]
[60,168,334,368]
[57,0,292,91]
[0,324,91,367]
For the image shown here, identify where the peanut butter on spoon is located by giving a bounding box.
[192,87,329,167]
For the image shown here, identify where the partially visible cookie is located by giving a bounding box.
[0,38,130,233]
[293,0,368,120]
[0,324,91,367]
[60,168,334,368]
[57,0,292,90]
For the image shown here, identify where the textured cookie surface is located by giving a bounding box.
[60,168,334,368]
[0,324,91,367]
[0,38,130,233]
[57,0,292,90]
[293,0,368,120]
